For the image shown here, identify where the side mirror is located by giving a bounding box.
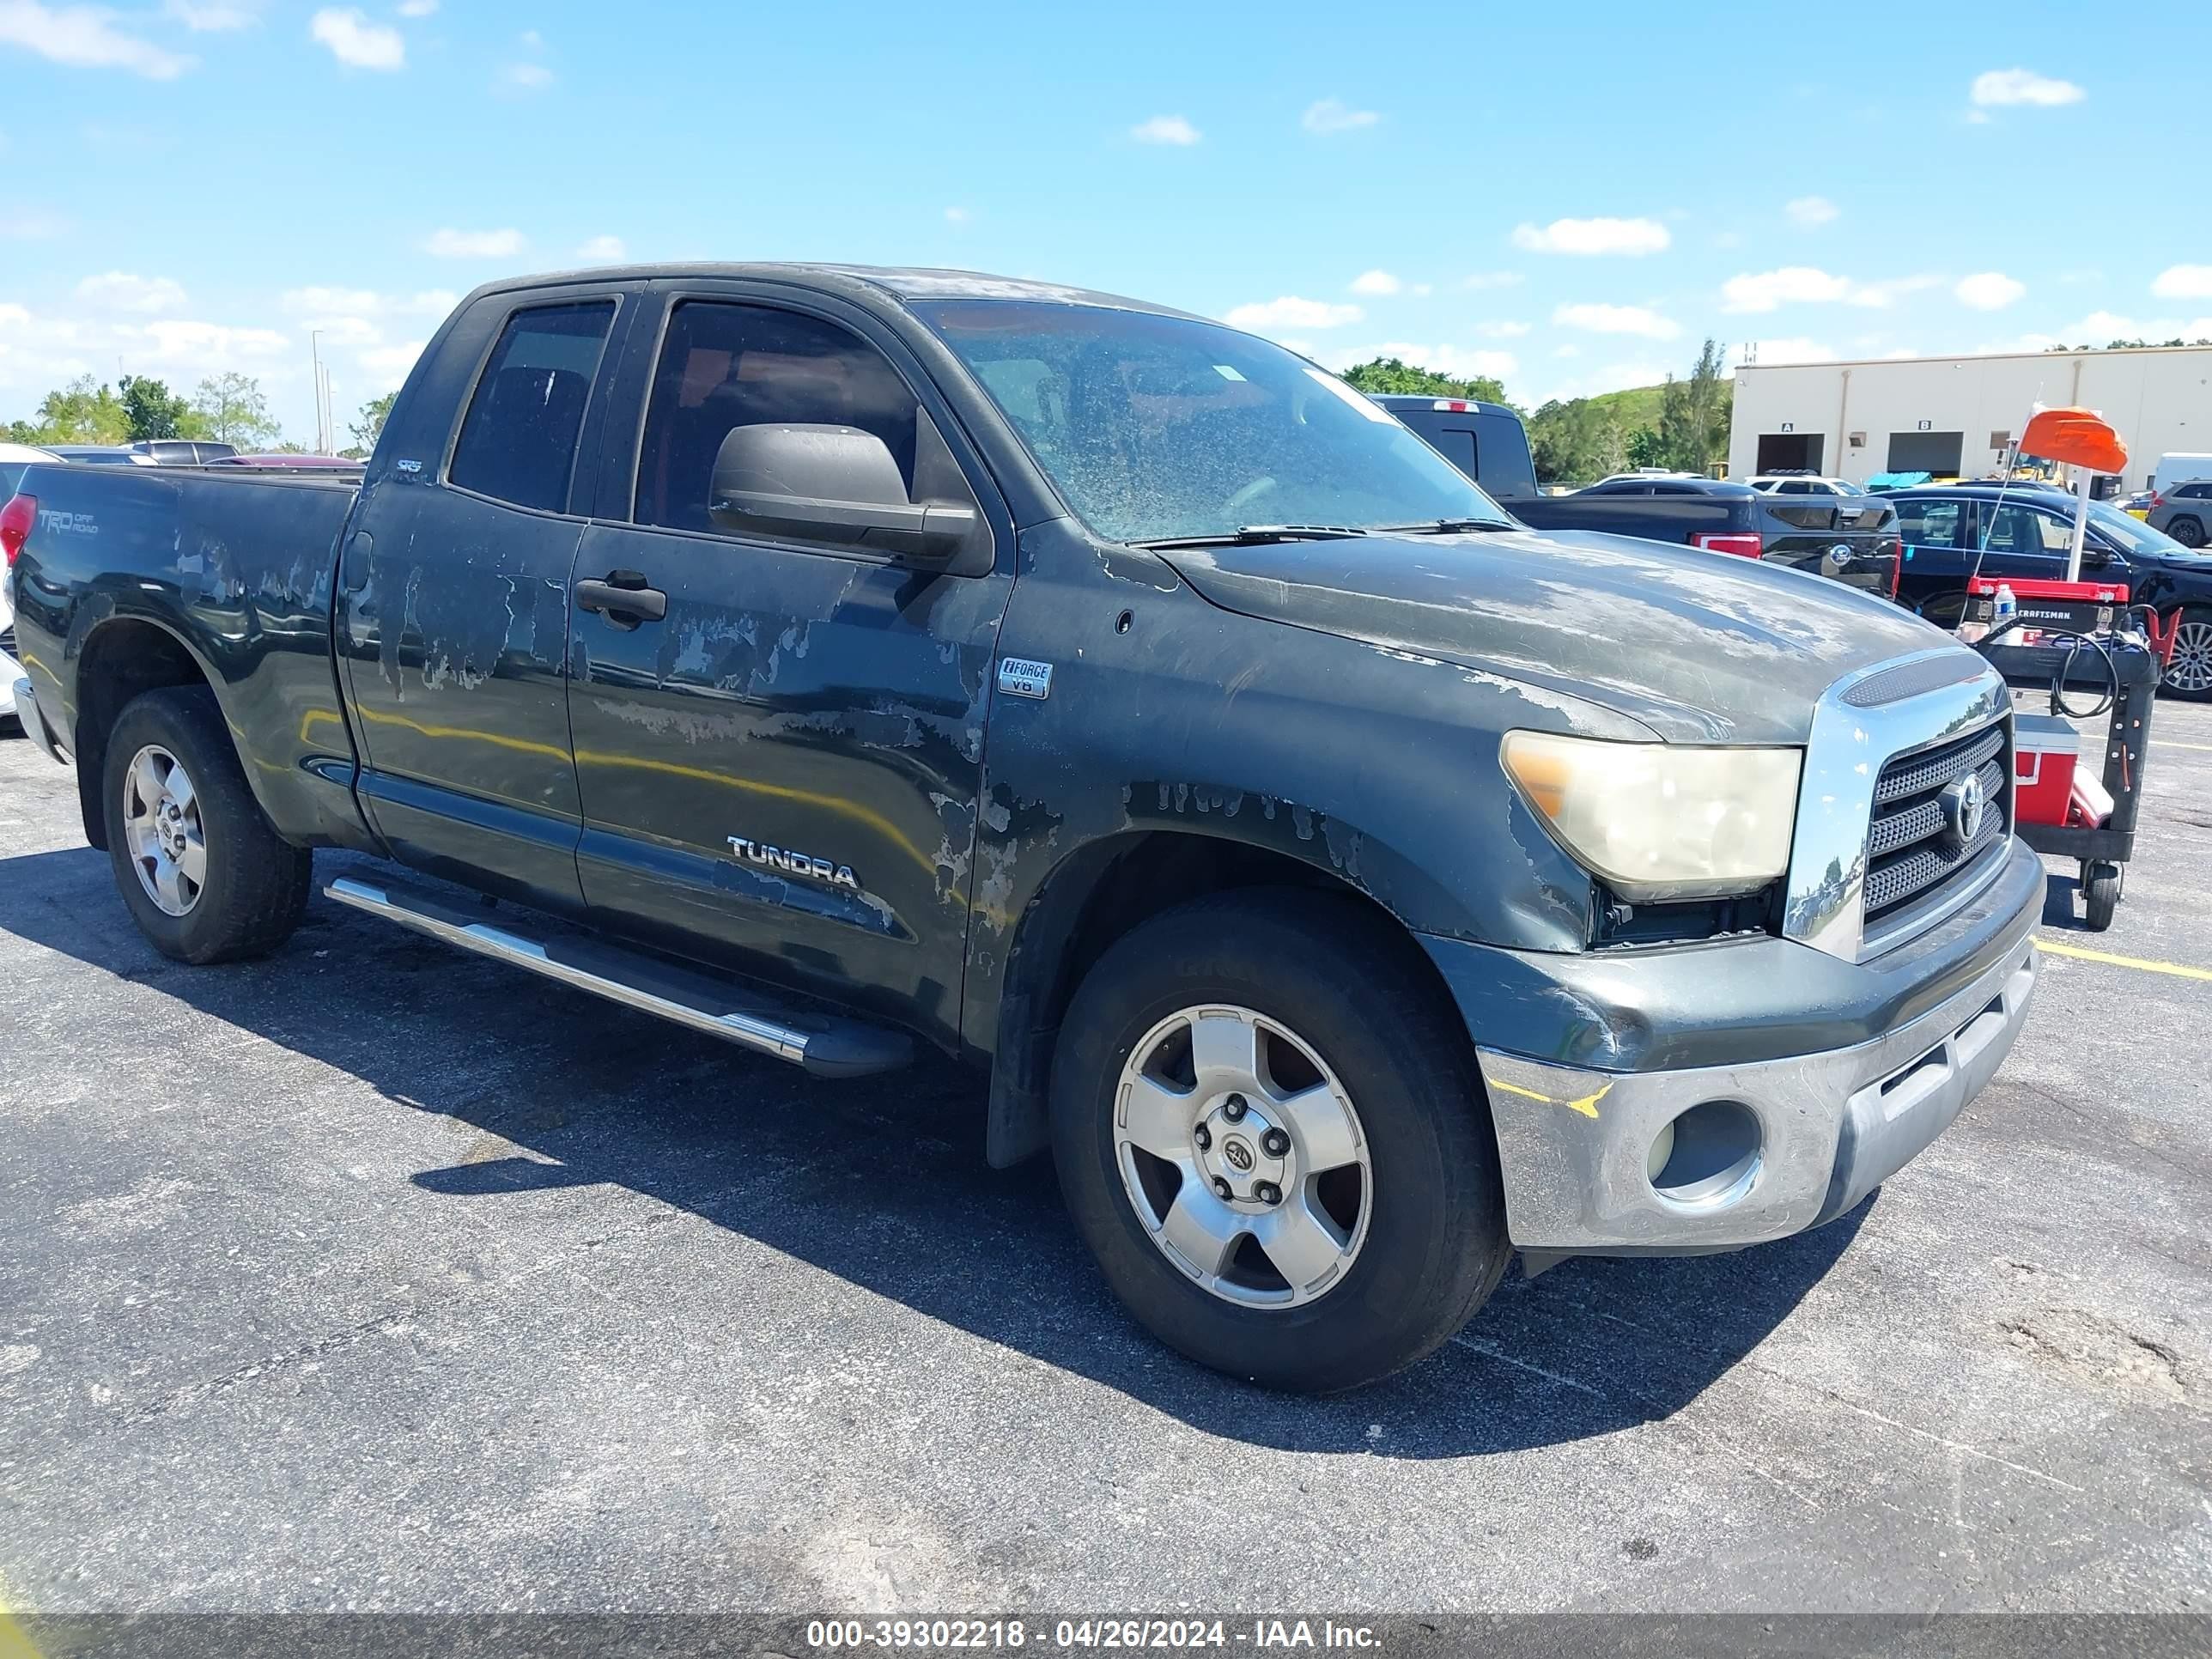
[2081,541,2114,568]
[708,422,976,563]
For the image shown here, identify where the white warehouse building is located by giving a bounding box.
[1728,344,2212,491]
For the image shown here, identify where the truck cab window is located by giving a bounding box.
[634,301,920,537]
[448,301,616,514]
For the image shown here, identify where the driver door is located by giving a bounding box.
[564,289,1018,1045]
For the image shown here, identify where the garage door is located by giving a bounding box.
[1888,431,1964,474]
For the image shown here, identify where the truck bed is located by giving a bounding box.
[10,461,368,848]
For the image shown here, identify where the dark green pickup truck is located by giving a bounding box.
[3,264,2039,1391]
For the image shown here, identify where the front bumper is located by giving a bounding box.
[1424,836,2043,1255]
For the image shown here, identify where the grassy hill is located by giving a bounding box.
[1583,383,1667,430]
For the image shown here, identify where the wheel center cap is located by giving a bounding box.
[1194,1097,1291,1206]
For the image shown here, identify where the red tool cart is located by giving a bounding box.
[1975,623,2158,929]
[1960,408,2170,931]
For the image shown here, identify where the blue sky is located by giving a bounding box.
[3,0,2208,443]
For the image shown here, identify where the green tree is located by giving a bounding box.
[344,390,398,459]
[1656,338,1731,474]
[191,373,282,448]
[1339,356,1510,405]
[118,375,203,441]
[1625,426,1668,470]
[21,376,131,445]
[1527,398,1628,485]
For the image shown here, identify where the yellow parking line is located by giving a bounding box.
[2038,938,2212,981]
[0,1595,42,1659]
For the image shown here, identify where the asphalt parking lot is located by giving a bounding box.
[2,698,2209,1622]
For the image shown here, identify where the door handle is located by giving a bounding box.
[575,570,667,625]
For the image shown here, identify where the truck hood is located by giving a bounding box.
[1159,526,1954,744]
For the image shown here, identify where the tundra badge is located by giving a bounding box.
[997,657,1054,700]
[726,836,861,891]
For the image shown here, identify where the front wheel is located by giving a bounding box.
[1050,891,1510,1393]
[2164,607,2212,700]
[2082,861,2120,932]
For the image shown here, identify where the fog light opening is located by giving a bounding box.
[1649,1100,1762,1210]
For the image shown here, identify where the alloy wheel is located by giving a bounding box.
[120,744,208,917]
[1112,1004,1371,1309]
[2168,623,2212,695]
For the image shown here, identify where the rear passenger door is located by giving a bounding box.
[337,289,631,911]
[563,286,1017,1046]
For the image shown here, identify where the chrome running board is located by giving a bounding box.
[324,874,912,1079]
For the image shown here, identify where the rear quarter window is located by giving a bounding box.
[448,301,617,514]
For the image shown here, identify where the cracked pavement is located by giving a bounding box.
[2,699,2209,1615]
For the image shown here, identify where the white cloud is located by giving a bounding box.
[1302,97,1378,134]
[2153,265,2212,301]
[1348,270,1401,296]
[1223,295,1362,331]
[1954,270,2026,311]
[1971,67,2084,107]
[1462,270,1524,291]
[1742,337,1838,365]
[1129,113,1200,146]
[1510,216,1669,257]
[396,0,434,13]
[0,1,193,77]
[498,59,552,89]
[161,0,254,27]
[75,271,187,313]
[357,340,425,388]
[1476,319,1530,338]
[424,227,525,258]
[1322,342,1517,383]
[310,7,403,69]
[1720,266,1942,313]
[1552,301,1680,340]
[1785,195,1838,227]
[576,234,625,261]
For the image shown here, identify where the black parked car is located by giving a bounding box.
[1890,483,2212,696]
[1379,397,1901,598]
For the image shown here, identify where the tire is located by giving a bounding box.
[2083,862,2120,932]
[1050,890,1510,1393]
[101,686,313,963]
[2163,606,2212,700]
[2167,515,2205,549]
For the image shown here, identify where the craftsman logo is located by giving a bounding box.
[725,836,860,891]
[1939,771,1987,852]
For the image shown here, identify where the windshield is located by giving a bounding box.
[913,300,1510,543]
[2089,500,2203,560]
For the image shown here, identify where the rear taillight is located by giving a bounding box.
[2150,491,2164,510]
[0,494,33,567]
[1692,532,1763,558]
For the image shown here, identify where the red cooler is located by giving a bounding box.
[2013,713,2080,828]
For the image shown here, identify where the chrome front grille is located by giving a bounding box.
[1862,722,2011,931]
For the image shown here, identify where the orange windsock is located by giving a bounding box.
[2019,407,2129,474]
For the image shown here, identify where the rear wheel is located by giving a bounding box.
[1050,890,1510,1393]
[103,687,313,963]
[2166,515,2205,549]
[2164,607,2212,700]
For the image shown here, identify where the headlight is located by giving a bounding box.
[1500,731,1802,902]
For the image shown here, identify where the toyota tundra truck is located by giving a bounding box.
[2,264,2041,1392]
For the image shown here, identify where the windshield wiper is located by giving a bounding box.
[1133,524,1372,550]
[1375,517,1519,535]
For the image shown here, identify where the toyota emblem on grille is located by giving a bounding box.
[1939,771,1986,851]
